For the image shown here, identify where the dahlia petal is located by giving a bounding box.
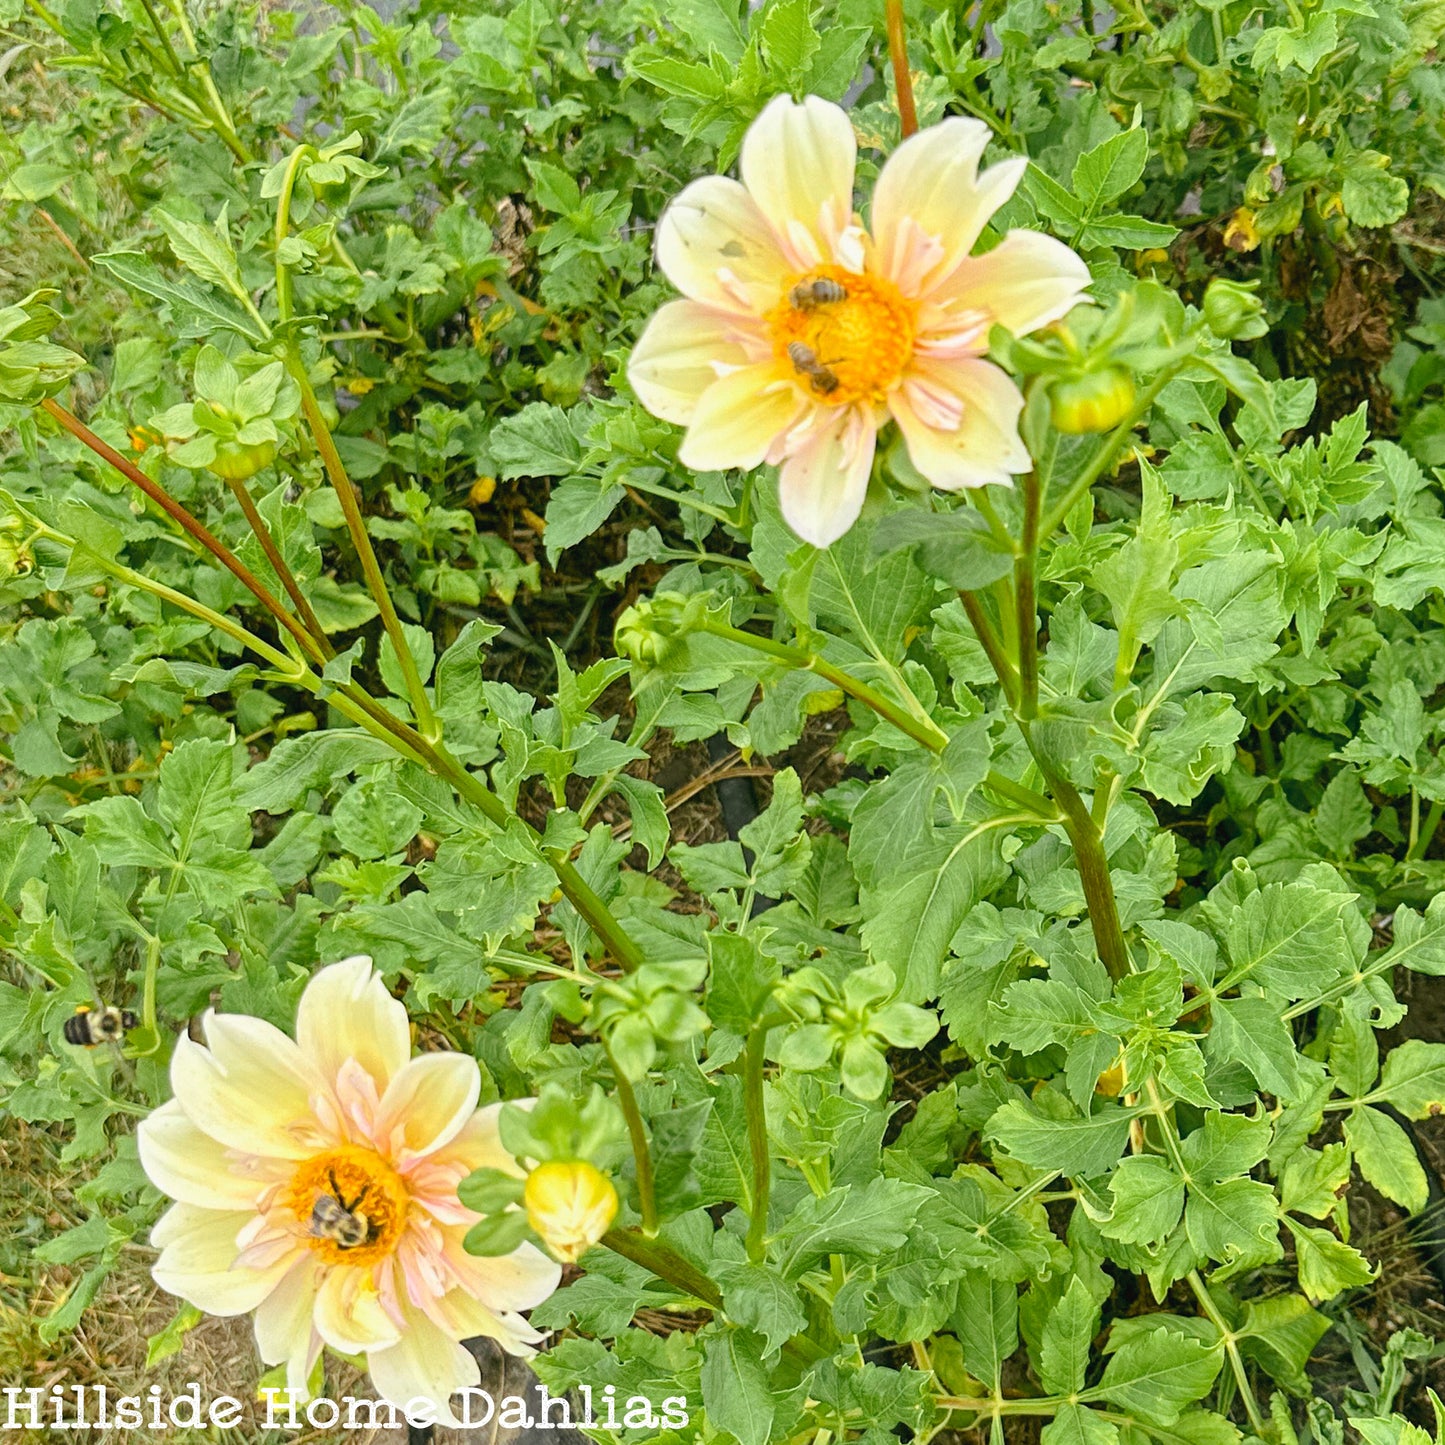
[890,358,1030,490]
[628,300,759,426]
[740,94,857,269]
[425,1286,547,1355]
[871,118,1026,294]
[376,1052,480,1162]
[438,1234,561,1317]
[655,175,792,314]
[151,1203,294,1316]
[171,1019,324,1160]
[777,407,878,548]
[295,955,410,1094]
[137,1100,263,1211]
[314,1266,403,1353]
[928,229,1092,336]
[366,1308,481,1430]
[253,1256,324,1393]
[427,1102,524,1181]
[679,364,805,472]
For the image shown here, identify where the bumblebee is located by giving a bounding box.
[786,341,840,395]
[308,1174,375,1250]
[63,1005,138,1048]
[789,278,847,309]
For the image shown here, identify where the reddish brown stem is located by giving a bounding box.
[885,0,919,138]
[40,399,324,664]
[223,475,332,654]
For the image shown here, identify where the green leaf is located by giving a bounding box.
[92,251,265,343]
[1206,996,1302,1100]
[1284,1217,1375,1301]
[1219,881,1352,996]
[1342,158,1409,227]
[713,1263,807,1358]
[1376,1039,1445,1119]
[1090,1327,1222,1425]
[1184,1176,1281,1269]
[701,1330,775,1445]
[1072,128,1149,210]
[773,1178,931,1278]
[954,1273,1018,1390]
[758,0,819,73]
[1101,1155,1185,1245]
[1043,1406,1119,1445]
[237,732,398,813]
[870,507,1014,591]
[859,824,1007,999]
[1040,1276,1100,1395]
[985,1099,1134,1178]
[1346,1105,1428,1213]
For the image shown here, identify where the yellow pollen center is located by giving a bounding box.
[768,266,916,407]
[285,1145,410,1267]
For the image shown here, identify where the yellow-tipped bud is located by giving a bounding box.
[524,1160,618,1263]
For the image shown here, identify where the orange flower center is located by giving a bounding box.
[285,1145,410,1267]
[767,266,916,408]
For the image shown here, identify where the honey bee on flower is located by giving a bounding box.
[136,958,560,1427]
[628,95,1092,548]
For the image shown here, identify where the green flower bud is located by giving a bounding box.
[612,592,701,666]
[1049,364,1137,435]
[1201,278,1269,342]
[207,437,278,481]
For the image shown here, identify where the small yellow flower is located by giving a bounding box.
[1223,207,1261,253]
[468,475,497,506]
[138,958,560,1427]
[628,94,1091,548]
[524,1160,618,1263]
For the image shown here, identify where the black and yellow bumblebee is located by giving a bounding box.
[63,1005,138,1048]
[308,1173,376,1250]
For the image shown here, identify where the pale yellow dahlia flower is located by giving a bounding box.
[137,957,560,1426]
[628,95,1092,547]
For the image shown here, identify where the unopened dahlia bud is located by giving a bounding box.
[1049,364,1136,435]
[524,1159,618,1263]
[1201,278,1268,342]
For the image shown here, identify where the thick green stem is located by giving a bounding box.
[743,1026,771,1263]
[291,372,439,740]
[1024,736,1130,980]
[602,1227,722,1305]
[1015,472,1040,719]
[959,591,1020,709]
[608,1054,658,1236]
[273,145,315,327]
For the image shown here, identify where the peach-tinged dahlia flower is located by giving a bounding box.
[628,95,1092,548]
[137,957,560,1427]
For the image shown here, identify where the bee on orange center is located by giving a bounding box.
[787,341,840,395]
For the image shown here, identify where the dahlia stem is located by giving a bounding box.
[290,366,441,743]
[607,1052,659,1236]
[959,591,1020,709]
[695,618,949,751]
[602,1228,722,1307]
[1015,471,1041,720]
[743,1025,771,1263]
[40,399,325,667]
[884,0,919,137]
[222,474,332,653]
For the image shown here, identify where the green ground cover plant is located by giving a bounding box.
[4,0,1445,1439]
